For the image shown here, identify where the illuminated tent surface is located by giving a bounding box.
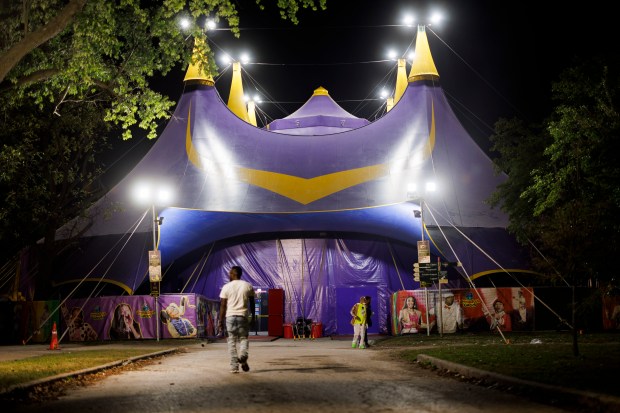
[52,26,530,335]
[266,86,370,135]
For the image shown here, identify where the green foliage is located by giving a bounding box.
[0,1,327,139]
[489,55,620,286]
[0,101,110,256]
[0,0,328,271]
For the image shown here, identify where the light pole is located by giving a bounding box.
[408,181,436,336]
[133,181,173,342]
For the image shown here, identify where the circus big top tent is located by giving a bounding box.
[21,26,532,336]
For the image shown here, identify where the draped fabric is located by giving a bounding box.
[164,237,419,335]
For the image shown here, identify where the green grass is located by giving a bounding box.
[0,348,171,389]
[374,331,620,397]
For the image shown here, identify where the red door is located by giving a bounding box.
[267,288,284,336]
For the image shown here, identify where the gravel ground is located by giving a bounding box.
[1,338,584,413]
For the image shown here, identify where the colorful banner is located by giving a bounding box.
[60,294,214,341]
[391,287,535,334]
[159,294,200,339]
[62,296,156,341]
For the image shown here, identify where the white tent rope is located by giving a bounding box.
[180,242,213,293]
[423,202,508,342]
[526,236,571,287]
[424,201,572,329]
[387,241,405,290]
[24,208,150,345]
[56,209,151,343]
[277,239,297,324]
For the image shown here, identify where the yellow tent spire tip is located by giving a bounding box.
[228,61,250,122]
[184,38,215,86]
[313,86,329,96]
[394,58,408,104]
[408,25,440,82]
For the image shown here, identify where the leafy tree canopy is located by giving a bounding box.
[489,54,620,287]
[0,0,327,280]
[0,0,327,139]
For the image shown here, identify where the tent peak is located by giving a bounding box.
[313,86,330,96]
[408,25,440,82]
[184,38,214,86]
[228,61,250,122]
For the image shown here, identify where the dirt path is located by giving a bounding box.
[7,338,572,413]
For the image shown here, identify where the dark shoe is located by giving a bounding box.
[239,355,250,372]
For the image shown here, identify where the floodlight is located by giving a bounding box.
[240,53,250,64]
[179,17,191,30]
[220,54,231,65]
[429,12,443,25]
[403,14,415,27]
[133,182,151,204]
[387,49,398,60]
[205,19,216,30]
[426,181,437,192]
[156,187,174,204]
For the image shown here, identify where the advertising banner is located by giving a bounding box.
[391,287,535,334]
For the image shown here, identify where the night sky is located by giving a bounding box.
[106,0,617,184]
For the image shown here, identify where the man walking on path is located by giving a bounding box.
[219,266,255,373]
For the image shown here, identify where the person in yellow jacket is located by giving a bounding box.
[350,296,368,348]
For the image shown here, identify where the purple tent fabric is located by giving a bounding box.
[267,90,369,134]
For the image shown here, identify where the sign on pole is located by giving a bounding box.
[417,240,430,263]
[148,250,162,282]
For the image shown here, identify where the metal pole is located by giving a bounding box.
[438,260,443,338]
[156,296,160,342]
[152,204,160,342]
[152,204,157,251]
[425,287,430,337]
[420,200,424,241]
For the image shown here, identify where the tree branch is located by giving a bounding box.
[0,0,87,83]
[0,68,59,93]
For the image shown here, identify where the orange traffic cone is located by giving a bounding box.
[49,322,59,350]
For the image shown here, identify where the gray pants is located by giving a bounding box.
[226,316,249,371]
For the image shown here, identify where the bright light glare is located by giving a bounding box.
[430,12,443,25]
[240,53,250,64]
[220,54,231,65]
[156,187,174,204]
[380,89,388,99]
[179,17,191,30]
[407,183,417,193]
[132,182,173,205]
[426,181,437,192]
[408,51,415,62]
[205,19,216,30]
[387,49,398,60]
[403,14,415,27]
[254,94,261,103]
[244,95,249,102]
[133,182,151,204]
